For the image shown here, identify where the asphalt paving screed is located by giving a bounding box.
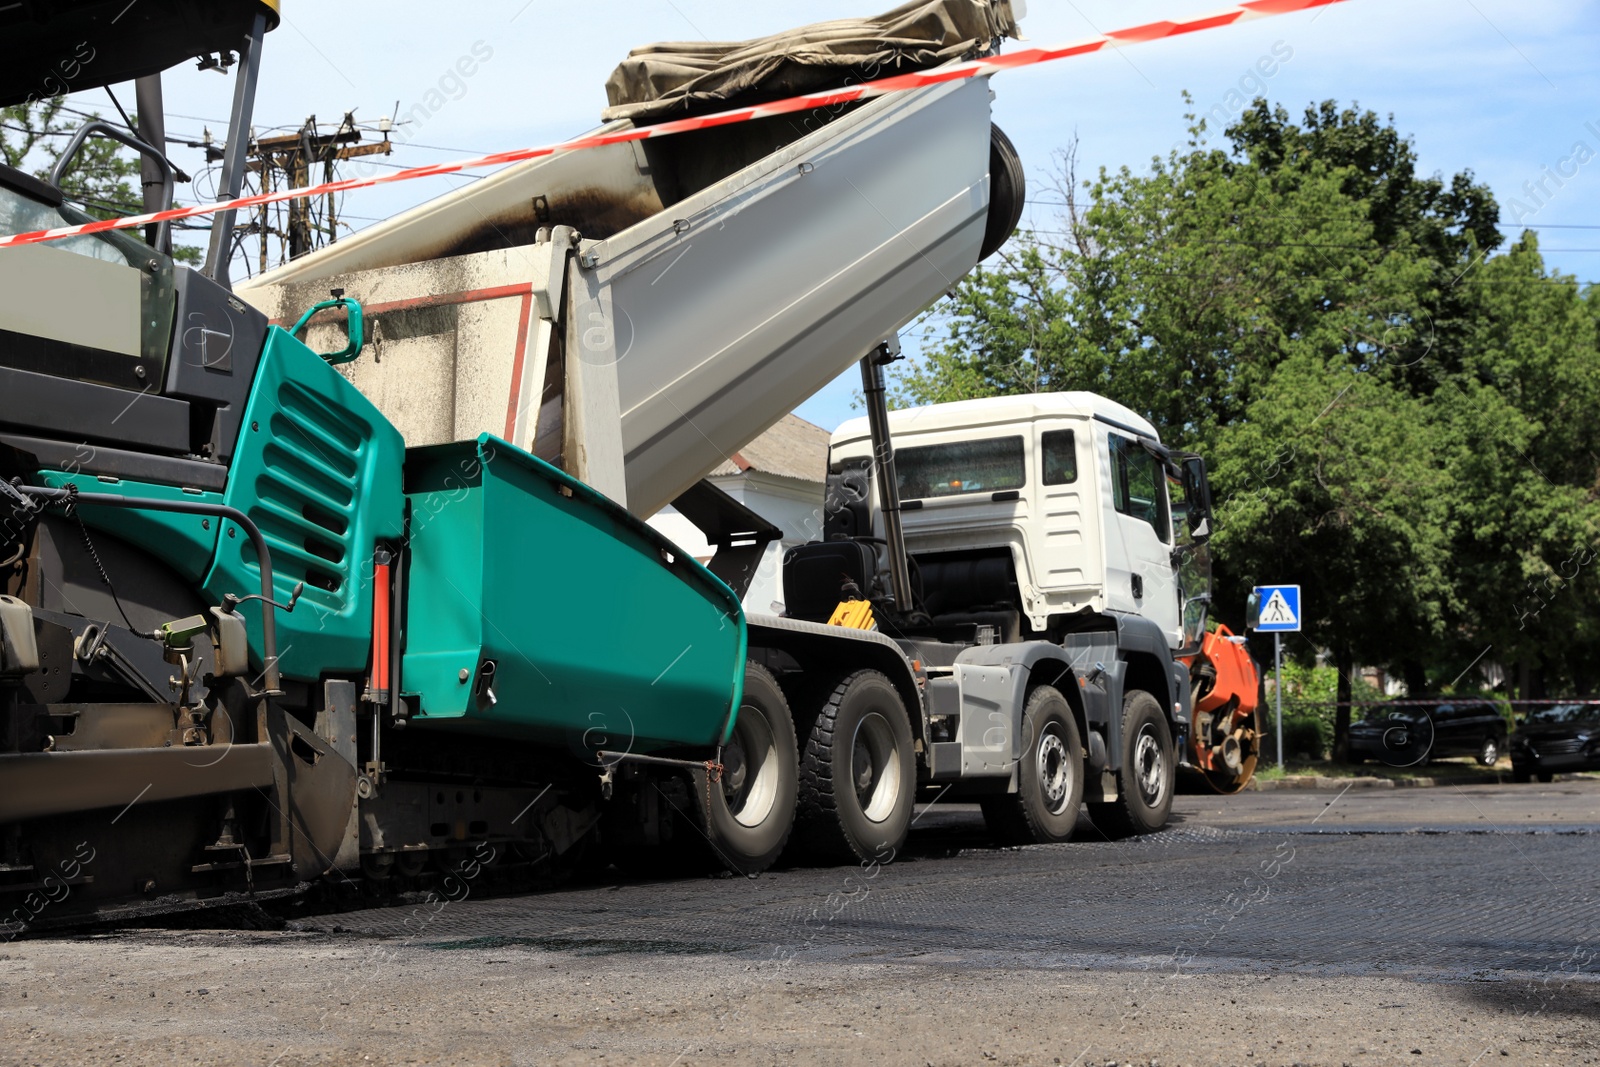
[304,817,1598,982]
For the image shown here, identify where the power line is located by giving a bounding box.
[384,141,488,154]
[165,112,233,126]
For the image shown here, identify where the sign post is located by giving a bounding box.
[1250,584,1302,770]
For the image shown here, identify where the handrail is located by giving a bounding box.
[49,121,175,253]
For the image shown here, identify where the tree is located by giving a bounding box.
[896,98,1600,745]
[2,97,201,263]
[2,98,142,215]
[1437,238,1600,697]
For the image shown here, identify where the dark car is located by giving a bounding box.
[1511,703,1600,783]
[1348,702,1507,767]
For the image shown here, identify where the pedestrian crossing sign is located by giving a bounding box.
[1252,585,1301,632]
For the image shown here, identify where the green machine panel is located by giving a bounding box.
[207,327,406,680]
[403,435,745,753]
[38,329,405,682]
[34,474,221,586]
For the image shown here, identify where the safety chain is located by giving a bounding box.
[702,759,725,817]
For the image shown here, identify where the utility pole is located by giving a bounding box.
[243,111,391,268]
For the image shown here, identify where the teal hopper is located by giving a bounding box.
[401,436,746,753]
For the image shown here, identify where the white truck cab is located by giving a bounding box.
[779,380,1228,840]
[828,392,1203,650]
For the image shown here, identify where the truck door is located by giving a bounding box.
[1104,432,1181,645]
[1033,425,1099,599]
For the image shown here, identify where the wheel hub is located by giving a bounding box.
[722,745,748,793]
[851,711,902,824]
[1220,735,1243,773]
[1133,725,1166,806]
[727,703,779,829]
[1037,730,1072,814]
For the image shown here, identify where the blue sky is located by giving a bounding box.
[70,0,1600,433]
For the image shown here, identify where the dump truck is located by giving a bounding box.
[241,1,1261,841]
[0,0,1256,929]
[815,390,1264,825]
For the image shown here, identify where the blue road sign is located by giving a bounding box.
[1253,584,1301,633]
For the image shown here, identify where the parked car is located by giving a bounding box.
[1348,702,1507,767]
[1510,703,1600,783]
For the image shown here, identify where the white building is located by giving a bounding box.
[648,414,831,614]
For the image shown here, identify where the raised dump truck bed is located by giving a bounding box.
[242,76,999,517]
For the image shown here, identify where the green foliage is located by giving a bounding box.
[2,98,141,218]
[1270,661,1379,761]
[1278,659,1380,704]
[2,97,198,265]
[897,97,1600,701]
[1282,716,1328,761]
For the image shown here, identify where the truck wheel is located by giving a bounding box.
[980,124,1026,261]
[791,670,915,866]
[1476,734,1501,767]
[981,686,1084,845]
[698,662,799,875]
[1089,690,1175,838]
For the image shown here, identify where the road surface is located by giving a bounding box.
[2,779,1596,1066]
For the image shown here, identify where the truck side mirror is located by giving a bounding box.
[1181,455,1213,541]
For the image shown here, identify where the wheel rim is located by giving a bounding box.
[1036,725,1075,815]
[851,711,902,823]
[725,702,780,829]
[1482,739,1498,764]
[1132,723,1167,807]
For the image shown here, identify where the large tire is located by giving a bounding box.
[1476,734,1501,767]
[696,662,799,875]
[980,124,1026,261]
[982,686,1084,845]
[790,669,915,866]
[1089,689,1175,838]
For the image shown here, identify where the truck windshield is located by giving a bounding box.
[1,183,148,266]
[895,436,1025,499]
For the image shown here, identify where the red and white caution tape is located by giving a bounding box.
[0,0,1349,250]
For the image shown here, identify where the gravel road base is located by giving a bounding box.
[3,935,1596,1067]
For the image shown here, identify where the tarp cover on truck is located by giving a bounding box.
[602,0,1022,122]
